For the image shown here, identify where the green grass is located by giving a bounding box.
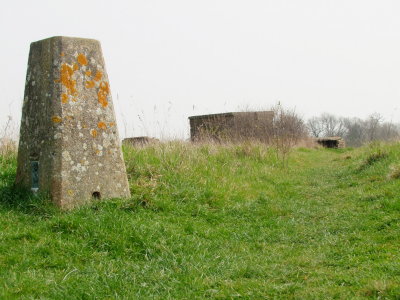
[0,142,399,299]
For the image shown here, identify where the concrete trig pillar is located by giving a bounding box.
[16,36,130,209]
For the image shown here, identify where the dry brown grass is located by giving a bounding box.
[0,139,17,156]
[388,164,400,179]
[0,116,18,157]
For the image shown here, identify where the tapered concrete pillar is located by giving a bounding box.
[16,36,130,209]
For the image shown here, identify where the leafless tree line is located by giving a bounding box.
[307,113,400,147]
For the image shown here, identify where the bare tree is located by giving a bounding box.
[377,122,399,141]
[306,113,346,138]
[271,104,307,167]
[342,117,365,147]
[365,113,383,142]
[319,113,347,137]
[307,117,324,137]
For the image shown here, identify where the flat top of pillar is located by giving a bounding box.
[31,36,100,45]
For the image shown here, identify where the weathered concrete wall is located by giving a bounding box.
[189,111,274,142]
[16,36,130,209]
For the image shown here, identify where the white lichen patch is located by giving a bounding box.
[72,163,87,173]
[108,148,117,155]
[101,132,113,148]
[62,151,71,161]
[103,137,111,149]
[83,143,87,150]
[54,133,62,139]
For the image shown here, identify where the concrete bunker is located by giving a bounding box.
[316,137,345,148]
[189,111,274,142]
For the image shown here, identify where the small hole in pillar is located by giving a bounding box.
[92,192,101,200]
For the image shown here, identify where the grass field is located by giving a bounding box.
[0,142,399,299]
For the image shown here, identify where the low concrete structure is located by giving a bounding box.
[316,137,345,148]
[123,137,159,147]
[16,36,130,209]
[189,111,274,142]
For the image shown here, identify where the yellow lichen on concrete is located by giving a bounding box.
[77,53,88,66]
[85,80,95,89]
[98,81,109,108]
[97,122,107,130]
[94,71,103,82]
[57,64,77,96]
[90,129,98,138]
[52,116,62,123]
[61,93,68,104]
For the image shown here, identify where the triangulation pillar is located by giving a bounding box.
[16,36,130,209]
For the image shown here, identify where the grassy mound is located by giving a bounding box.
[0,142,399,298]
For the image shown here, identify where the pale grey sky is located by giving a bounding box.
[1,0,400,139]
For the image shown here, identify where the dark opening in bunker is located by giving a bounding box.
[318,139,339,148]
[92,191,101,199]
[316,137,344,149]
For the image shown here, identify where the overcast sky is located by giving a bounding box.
[1,0,400,139]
